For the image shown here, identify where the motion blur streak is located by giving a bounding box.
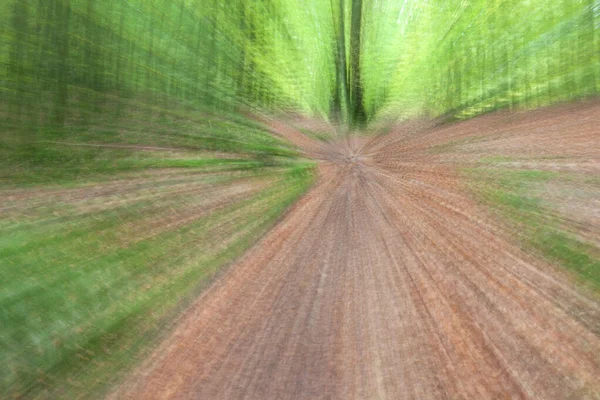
[115,104,600,399]
[1,0,599,399]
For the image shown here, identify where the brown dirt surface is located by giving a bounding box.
[113,104,600,399]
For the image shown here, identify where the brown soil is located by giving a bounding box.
[113,104,600,399]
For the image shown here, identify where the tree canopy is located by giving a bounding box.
[2,0,598,131]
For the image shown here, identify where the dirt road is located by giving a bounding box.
[115,106,600,399]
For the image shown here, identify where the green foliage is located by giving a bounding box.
[1,2,328,396]
[3,0,598,129]
[1,0,337,151]
[0,163,315,398]
[361,0,600,121]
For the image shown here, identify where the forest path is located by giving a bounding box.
[115,106,600,399]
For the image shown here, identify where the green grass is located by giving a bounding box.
[535,231,600,284]
[465,166,600,292]
[0,162,314,399]
[0,101,317,398]
[0,98,302,184]
[296,127,332,142]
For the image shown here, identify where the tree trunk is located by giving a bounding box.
[349,0,366,127]
[331,0,350,124]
